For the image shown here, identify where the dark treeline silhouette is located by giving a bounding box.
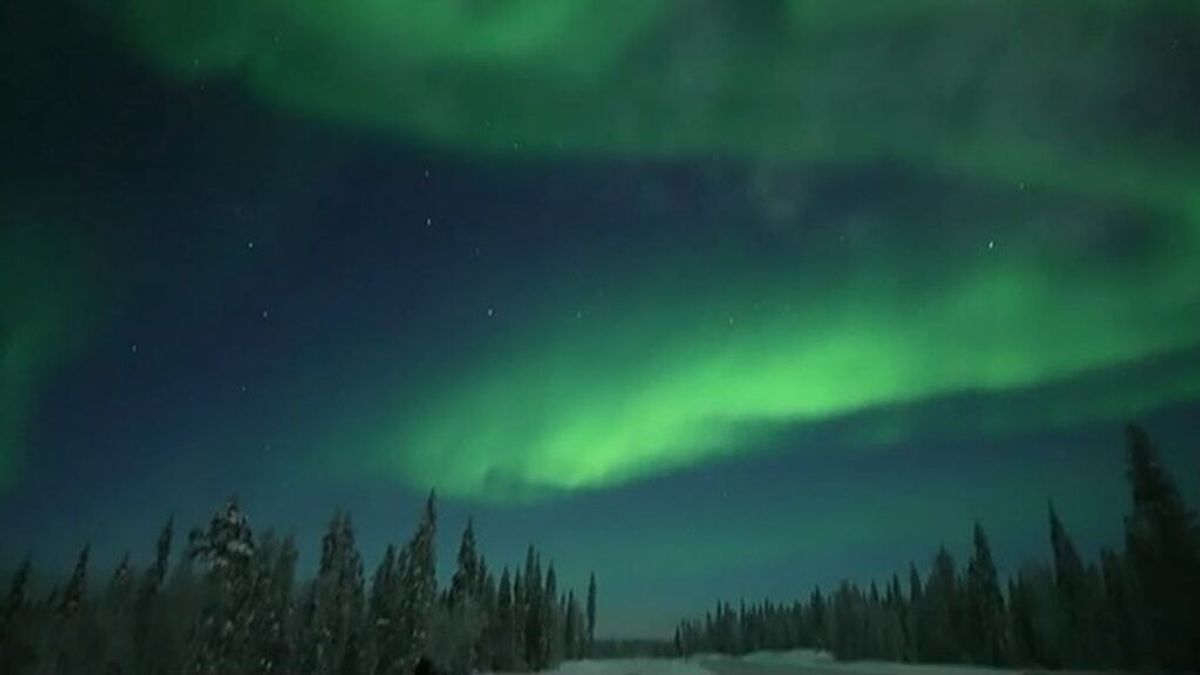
[0,491,598,675]
[674,424,1200,671]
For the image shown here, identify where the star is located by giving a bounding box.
[487,307,495,318]
[262,309,269,319]
[987,240,996,250]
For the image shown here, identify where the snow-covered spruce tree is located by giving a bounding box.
[1123,424,1200,670]
[397,492,437,668]
[186,498,257,674]
[251,532,300,674]
[368,544,403,675]
[434,519,486,674]
[301,511,366,675]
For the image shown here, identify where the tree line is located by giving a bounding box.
[0,491,599,675]
[674,424,1200,671]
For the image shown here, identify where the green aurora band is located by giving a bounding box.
[28,0,1200,499]
[385,212,1200,499]
[0,221,102,489]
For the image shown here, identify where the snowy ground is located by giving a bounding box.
[509,650,1054,675]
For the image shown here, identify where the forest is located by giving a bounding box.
[674,425,1200,671]
[0,493,598,675]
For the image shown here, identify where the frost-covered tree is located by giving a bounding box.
[301,512,365,675]
[187,498,258,674]
[398,492,438,667]
[251,532,299,674]
[368,544,403,675]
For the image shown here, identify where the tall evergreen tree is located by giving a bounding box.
[543,563,561,665]
[302,512,364,675]
[522,546,544,669]
[187,498,258,674]
[399,492,438,667]
[964,522,1006,665]
[369,544,401,675]
[494,568,517,671]
[586,572,596,656]
[1049,502,1099,666]
[922,546,960,662]
[1123,424,1200,670]
[449,519,480,609]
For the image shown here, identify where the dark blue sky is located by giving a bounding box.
[3,0,1200,638]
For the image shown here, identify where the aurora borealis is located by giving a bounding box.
[2,0,1200,636]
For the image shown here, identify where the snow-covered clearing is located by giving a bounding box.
[502,651,1047,675]
[726,650,1027,675]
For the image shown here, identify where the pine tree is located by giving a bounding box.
[1123,424,1200,670]
[0,555,34,673]
[1099,548,1141,669]
[133,516,174,672]
[494,568,517,671]
[564,590,580,659]
[252,532,300,674]
[449,519,479,609]
[369,544,402,675]
[964,522,1006,665]
[60,544,90,620]
[398,492,438,667]
[1049,502,1095,666]
[543,563,561,665]
[922,546,960,662]
[512,571,525,668]
[586,572,596,656]
[522,546,544,669]
[187,498,258,674]
[301,511,365,675]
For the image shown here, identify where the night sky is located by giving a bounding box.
[3,0,1200,638]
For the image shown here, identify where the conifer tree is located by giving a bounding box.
[922,546,960,662]
[494,568,517,671]
[187,498,258,674]
[302,512,365,675]
[399,492,438,666]
[586,572,596,656]
[369,544,401,675]
[965,522,1006,665]
[1123,424,1200,669]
